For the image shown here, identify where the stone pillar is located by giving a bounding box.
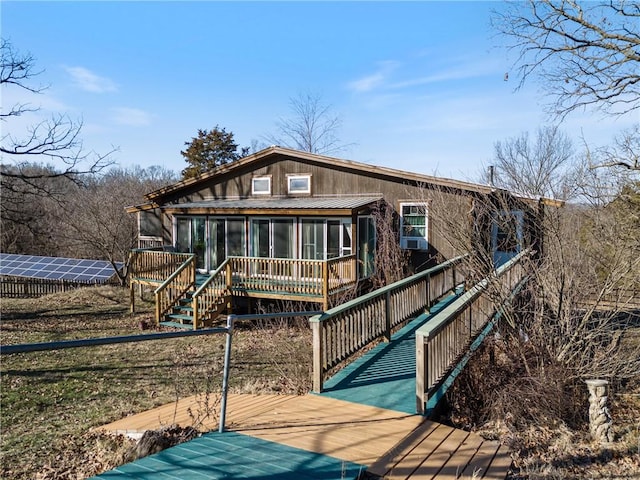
[585,379,614,443]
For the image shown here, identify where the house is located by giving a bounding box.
[127,146,557,328]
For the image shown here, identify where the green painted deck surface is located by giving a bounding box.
[320,292,461,414]
[95,289,506,480]
[94,431,363,480]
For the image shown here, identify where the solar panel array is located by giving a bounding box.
[0,253,122,283]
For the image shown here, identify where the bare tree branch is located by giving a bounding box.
[0,39,115,226]
[484,126,575,200]
[266,92,353,155]
[493,0,640,119]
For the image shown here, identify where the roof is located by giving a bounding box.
[0,253,122,283]
[138,146,562,208]
[145,146,498,201]
[161,196,382,215]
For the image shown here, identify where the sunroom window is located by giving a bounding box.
[400,203,428,250]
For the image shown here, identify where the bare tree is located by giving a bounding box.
[370,201,411,288]
[430,187,640,429]
[0,39,114,225]
[485,125,575,200]
[266,92,350,155]
[493,0,640,118]
[587,123,640,172]
[58,166,177,284]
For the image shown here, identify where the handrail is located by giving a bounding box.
[415,249,530,414]
[312,255,466,322]
[154,255,196,326]
[1,315,236,435]
[191,259,232,330]
[309,254,467,392]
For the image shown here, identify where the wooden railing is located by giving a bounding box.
[154,255,196,326]
[130,249,193,283]
[415,250,529,414]
[309,255,467,393]
[325,255,358,294]
[191,260,232,330]
[132,250,359,327]
[227,255,357,300]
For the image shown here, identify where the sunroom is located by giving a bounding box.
[130,196,380,314]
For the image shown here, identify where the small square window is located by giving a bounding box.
[288,175,311,194]
[252,176,271,195]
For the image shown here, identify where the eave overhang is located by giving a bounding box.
[161,196,383,217]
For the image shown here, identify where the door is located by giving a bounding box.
[358,216,376,278]
[250,218,295,276]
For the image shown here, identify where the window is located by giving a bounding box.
[300,218,352,260]
[252,176,271,195]
[491,210,524,266]
[287,174,311,194]
[400,203,428,250]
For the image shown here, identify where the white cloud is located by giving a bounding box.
[65,66,117,93]
[347,61,400,93]
[110,107,152,126]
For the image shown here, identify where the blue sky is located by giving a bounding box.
[2,1,636,182]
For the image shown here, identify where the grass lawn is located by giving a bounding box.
[2,285,638,479]
[1,286,312,479]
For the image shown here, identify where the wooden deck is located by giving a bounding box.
[98,288,511,479]
[98,393,510,479]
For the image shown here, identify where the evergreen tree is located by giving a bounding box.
[181,126,249,179]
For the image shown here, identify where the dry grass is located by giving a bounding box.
[444,335,640,480]
[0,286,312,479]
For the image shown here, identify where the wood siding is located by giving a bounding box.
[152,154,487,266]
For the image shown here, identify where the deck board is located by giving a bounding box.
[97,393,509,479]
[96,292,511,479]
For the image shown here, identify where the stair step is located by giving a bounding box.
[166,313,194,322]
[160,321,194,330]
[173,305,194,313]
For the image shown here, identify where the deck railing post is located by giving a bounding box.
[322,261,329,310]
[311,320,323,393]
[225,262,233,293]
[384,291,392,342]
[155,291,161,327]
[425,275,431,310]
[416,333,427,414]
[192,296,199,331]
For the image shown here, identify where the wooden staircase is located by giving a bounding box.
[160,273,230,329]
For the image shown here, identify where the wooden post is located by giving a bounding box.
[155,291,161,327]
[425,275,431,310]
[130,282,135,314]
[192,297,198,331]
[311,321,323,393]
[322,261,329,310]
[415,333,427,414]
[384,291,392,342]
[226,262,233,292]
